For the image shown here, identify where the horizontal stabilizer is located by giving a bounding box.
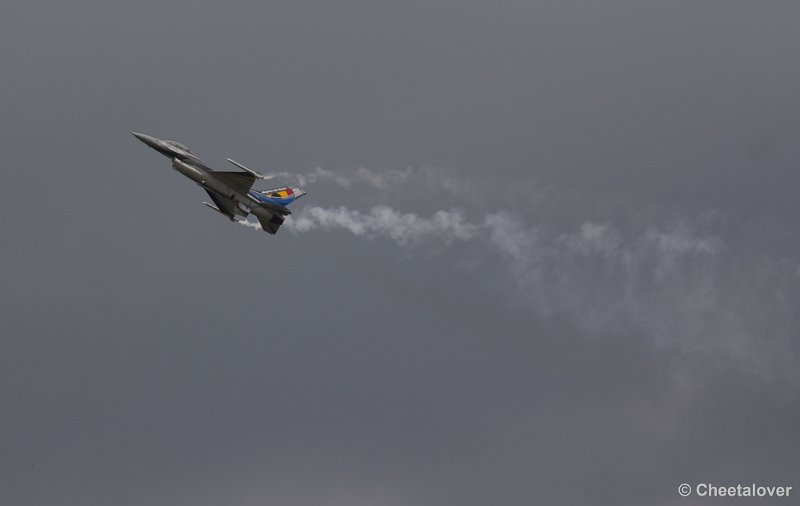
[257,212,285,234]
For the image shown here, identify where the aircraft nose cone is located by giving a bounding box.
[131,131,159,148]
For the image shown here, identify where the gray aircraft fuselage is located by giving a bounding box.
[131,132,290,225]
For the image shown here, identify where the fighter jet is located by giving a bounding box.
[132,132,306,234]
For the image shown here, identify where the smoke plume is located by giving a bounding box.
[238,168,800,386]
[268,166,468,194]
[288,206,479,244]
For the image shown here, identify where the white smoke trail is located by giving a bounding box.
[260,204,799,385]
[237,205,478,244]
[268,166,468,194]
[287,206,478,245]
[237,219,263,231]
[237,158,800,386]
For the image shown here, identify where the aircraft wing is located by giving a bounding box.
[209,171,258,194]
[204,190,239,220]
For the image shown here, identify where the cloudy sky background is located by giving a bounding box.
[2,1,799,504]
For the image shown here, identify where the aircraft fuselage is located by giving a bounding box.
[132,132,305,233]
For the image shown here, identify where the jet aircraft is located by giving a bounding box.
[132,132,305,234]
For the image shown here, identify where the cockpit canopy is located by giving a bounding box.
[164,140,191,152]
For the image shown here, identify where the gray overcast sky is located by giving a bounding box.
[1,1,799,505]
